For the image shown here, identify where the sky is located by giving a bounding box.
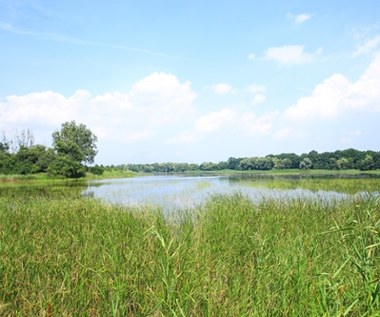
[1,0,380,164]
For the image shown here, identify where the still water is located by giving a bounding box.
[83,175,379,211]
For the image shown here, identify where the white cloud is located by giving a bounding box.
[1,91,74,126]
[166,108,237,144]
[247,53,256,60]
[251,94,266,106]
[240,111,279,135]
[0,72,197,145]
[287,13,311,25]
[194,109,236,132]
[352,35,380,57]
[167,107,278,145]
[295,14,311,24]
[284,74,351,121]
[284,53,380,122]
[246,84,266,94]
[130,72,195,107]
[346,52,380,111]
[211,83,233,95]
[262,45,322,65]
[246,84,267,106]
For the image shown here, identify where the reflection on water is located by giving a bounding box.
[83,175,380,211]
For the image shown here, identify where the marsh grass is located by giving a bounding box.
[233,176,380,195]
[0,192,379,316]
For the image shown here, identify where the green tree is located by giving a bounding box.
[373,152,380,169]
[200,162,217,171]
[281,158,293,169]
[336,157,350,170]
[360,155,375,171]
[0,141,9,153]
[52,121,98,165]
[47,155,86,178]
[300,157,313,170]
[0,151,15,174]
[87,164,105,175]
[227,157,242,170]
[276,153,300,169]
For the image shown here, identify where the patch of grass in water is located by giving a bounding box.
[233,177,380,195]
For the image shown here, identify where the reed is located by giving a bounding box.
[0,192,379,316]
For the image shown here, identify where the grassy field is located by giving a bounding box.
[1,185,379,316]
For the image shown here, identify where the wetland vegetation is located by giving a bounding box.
[1,175,380,316]
[1,123,380,315]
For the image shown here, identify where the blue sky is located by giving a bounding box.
[1,0,380,164]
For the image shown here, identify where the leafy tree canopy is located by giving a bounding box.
[52,121,98,165]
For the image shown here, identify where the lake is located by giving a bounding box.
[83,175,380,212]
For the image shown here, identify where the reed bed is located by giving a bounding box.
[0,193,379,316]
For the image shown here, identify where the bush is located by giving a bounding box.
[47,155,86,178]
[87,164,105,175]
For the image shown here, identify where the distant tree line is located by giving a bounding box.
[1,123,379,178]
[121,149,380,173]
[0,121,101,178]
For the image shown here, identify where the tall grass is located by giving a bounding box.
[0,193,379,316]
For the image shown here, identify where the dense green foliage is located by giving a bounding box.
[52,121,98,165]
[0,122,102,178]
[0,189,379,315]
[122,148,380,173]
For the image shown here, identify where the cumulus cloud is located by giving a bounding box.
[284,74,351,121]
[166,108,236,144]
[167,106,279,145]
[211,83,233,95]
[262,45,322,65]
[0,72,197,144]
[284,53,380,121]
[1,91,75,126]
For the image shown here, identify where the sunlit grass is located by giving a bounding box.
[233,176,380,194]
[1,191,379,316]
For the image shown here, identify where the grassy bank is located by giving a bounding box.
[0,169,136,185]
[0,193,379,316]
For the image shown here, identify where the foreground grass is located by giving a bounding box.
[0,193,379,316]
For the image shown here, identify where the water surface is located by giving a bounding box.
[84,175,379,211]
